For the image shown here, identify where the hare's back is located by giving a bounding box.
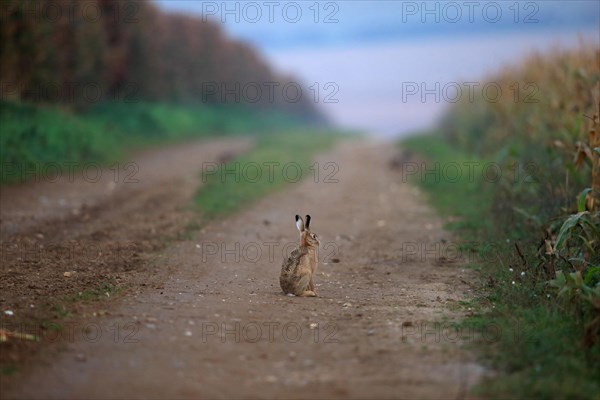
[281,248,301,274]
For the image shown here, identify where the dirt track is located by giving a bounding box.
[1,138,485,399]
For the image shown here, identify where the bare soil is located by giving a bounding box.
[1,138,486,399]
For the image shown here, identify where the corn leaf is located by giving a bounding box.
[554,212,588,251]
[577,188,592,212]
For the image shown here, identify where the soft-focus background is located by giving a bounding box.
[160,0,598,136]
[1,1,600,399]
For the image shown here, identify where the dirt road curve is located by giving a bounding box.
[1,138,485,399]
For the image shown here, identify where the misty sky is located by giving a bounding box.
[156,1,600,136]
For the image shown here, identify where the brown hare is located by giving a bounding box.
[280,215,320,297]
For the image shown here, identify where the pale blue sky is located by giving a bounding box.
[156,1,598,50]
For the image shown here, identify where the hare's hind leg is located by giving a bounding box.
[308,276,317,296]
[294,274,317,297]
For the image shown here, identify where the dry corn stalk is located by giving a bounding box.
[589,105,600,211]
[0,328,39,342]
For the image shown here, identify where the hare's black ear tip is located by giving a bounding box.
[295,214,300,221]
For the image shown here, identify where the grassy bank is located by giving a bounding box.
[403,135,599,398]
[195,130,341,220]
[402,44,599,399]
[0,101,313,184]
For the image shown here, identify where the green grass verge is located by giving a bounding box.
[0,101,314,184]
[402,134,600,400]
[402,133,495,240]
[0,101,121,178]
[194,130,340,220]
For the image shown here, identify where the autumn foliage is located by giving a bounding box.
[0,0,322,121]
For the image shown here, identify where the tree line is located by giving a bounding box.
[0,0,323,121]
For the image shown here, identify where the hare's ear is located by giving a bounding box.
[295,214,304,231]
[305,215,311,230]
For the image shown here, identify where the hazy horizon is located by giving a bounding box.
[156,1,600,136]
